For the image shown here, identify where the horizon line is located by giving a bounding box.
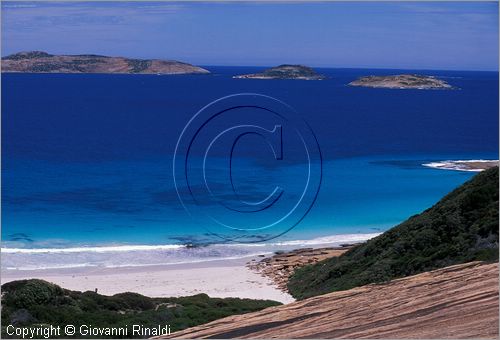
[200,64,499,73]
[2,50,498,73]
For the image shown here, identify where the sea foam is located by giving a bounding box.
[1,233,380,271]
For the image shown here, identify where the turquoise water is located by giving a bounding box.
[2,153,491,246]
[1,68,498,268]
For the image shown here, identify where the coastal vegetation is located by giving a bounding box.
[234,64,325,80]
[1,51,210,75]
[127,59,153,73]
[288,167,499,299]
[1,279,280,338]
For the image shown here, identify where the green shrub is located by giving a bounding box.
[2,280,280,339]
[3,280,64,309]
[288,167,499,299]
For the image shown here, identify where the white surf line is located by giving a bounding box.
[422,160,499,172]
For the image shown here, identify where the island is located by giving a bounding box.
[348,74,452,89]
[1,51,210,75]
[233,64,325,80]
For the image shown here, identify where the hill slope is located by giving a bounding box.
[162,262,498,339]
[1,51,210,75]
[288,167,499,299]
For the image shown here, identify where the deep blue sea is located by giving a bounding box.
[2,67,498,269]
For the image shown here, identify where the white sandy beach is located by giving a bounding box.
[1,256,295,304]
[1,235,380,304]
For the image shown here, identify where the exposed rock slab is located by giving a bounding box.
[160,262,498,339]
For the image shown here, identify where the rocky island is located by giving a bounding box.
[1,51,210,75]
[234,64,325,80]
[349,74,452,89]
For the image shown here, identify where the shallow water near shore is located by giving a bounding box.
[2,67,498,270]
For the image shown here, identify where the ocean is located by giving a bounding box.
[2,67,498,269]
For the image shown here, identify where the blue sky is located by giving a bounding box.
[2,1,498,70]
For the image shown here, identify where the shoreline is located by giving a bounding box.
[1,232,381,271]
[1,232,380,252]
[0,234,374,304]
[1,255,295,304]
[1,244,353,304]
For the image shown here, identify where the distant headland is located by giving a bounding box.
[423,160,499,172]
[1,51,210,75]
[349,74,452,89]
[234,64,325,80]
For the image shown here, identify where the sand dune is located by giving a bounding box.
[160,261,498,339]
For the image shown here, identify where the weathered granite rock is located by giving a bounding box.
[160,262,499,339]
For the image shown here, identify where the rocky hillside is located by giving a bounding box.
[288,167,498,299]
[1,51,210,75]
[161,262,498,339]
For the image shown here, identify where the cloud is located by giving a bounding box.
[2,4,37,8]
[2,2,184,31]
